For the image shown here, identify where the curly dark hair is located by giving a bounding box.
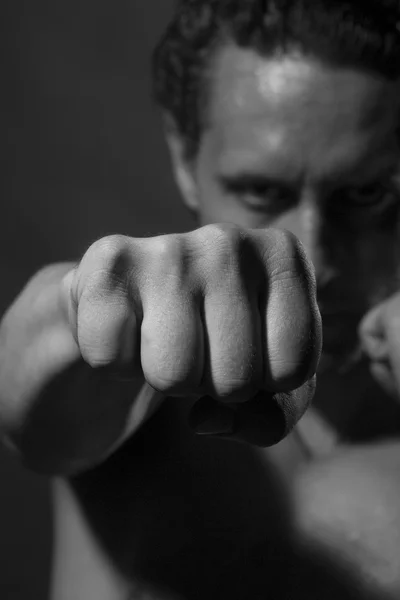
[152,0,400,158]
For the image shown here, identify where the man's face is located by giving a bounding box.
[169,44,400,367]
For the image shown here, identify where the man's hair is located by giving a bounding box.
[152,0,400,158]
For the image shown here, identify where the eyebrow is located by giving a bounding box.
[329,146,400,183]
[335,162,400,187]
[216,147,400,189]
[217,171,299,190]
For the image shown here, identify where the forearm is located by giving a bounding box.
[0,263,162,475]
[0,262,76,439]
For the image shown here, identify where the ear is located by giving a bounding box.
[163,115,200,212]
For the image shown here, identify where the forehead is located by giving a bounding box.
[204,44,400,182]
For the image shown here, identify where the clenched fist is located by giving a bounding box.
[0,224,321,473]
[61,224,321,448]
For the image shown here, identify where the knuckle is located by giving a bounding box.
[86,234,131,266]
[260,227,296,261]
[193,224,244,282]
[148,233,187,283]
[292,238,317,289]
[260,228,316,292]
[151,233,184,259]
[272,227,298,253]
[196,223,242,254]
[86,235,132,276]
[78,235,133,300]
[276,234,314,285]
[202,223,242,251]
[274,228,306,264]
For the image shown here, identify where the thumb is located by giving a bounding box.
[189,377,315,447]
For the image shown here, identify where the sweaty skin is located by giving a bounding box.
[173,45,400,444]
[2,48,400,600]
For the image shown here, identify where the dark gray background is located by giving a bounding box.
[2,2,191,597]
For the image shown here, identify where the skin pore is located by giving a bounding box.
[167,43,400,447]
[52,44,400,600]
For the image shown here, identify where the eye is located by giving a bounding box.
[222,177,295,213]
[344,183,390,208]
[242,183,287,209]
[331,179,399,224]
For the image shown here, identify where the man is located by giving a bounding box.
[1,0,400,598]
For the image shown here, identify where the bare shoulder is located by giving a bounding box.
[293,440,400,597]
